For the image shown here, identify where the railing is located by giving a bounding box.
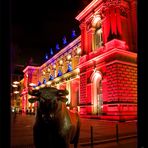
[79,121,137,147]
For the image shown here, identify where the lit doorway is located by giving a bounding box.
[91,71,102,115]
[97,80,103,114]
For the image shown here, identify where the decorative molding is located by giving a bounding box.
[101,0,129,18]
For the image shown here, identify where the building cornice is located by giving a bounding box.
[23,36,81,73]
[75,0,102,22]
[77,48,137,69]
[23,66,40,73]
[40,36,81,70]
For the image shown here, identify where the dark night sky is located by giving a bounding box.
[11,0,92,67]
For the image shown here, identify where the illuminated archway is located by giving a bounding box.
[90,71,102,114]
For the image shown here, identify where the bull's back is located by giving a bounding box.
[68,109,80,127]
[66,109,80,144]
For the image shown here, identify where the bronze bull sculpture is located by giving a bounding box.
[28,87,80,148]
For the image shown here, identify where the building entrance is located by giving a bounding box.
[97,80,103,114]
[91,71,102,115]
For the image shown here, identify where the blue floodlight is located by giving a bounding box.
[56,43,60,50]
[50,48,54,56]
[62,36,67,45]
[45,53,48,60]
[71,29,76,38]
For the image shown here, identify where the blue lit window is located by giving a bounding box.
[33,85,36,88]
[37,81,41,86]
[57,70,63,77]
[49,75,54,80]
[42,78,46,84]
[67,63,72,72]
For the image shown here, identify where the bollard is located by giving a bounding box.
[90,126,93,148]
[116,124,119,143]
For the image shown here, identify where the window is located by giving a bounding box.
[94,28,103,49]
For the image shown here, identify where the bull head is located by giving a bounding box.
[28,87,69,122]
[28,87,69,103]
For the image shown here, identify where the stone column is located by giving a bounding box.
[79,22,88,55]
[130,0,137,51]
[87,27,96,53]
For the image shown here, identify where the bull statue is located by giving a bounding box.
[28,87,80,148]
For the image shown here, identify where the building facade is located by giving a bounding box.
[21,0,137,121]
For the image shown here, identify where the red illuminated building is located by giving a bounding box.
[21,0,137,121]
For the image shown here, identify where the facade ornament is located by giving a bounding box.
[120,6,128,17]
[59,59,63,66]
[101,0,129,43]
[103,0,121,7]
[47,68,50,73]
[91,13,102,28]
[67,54,71,61]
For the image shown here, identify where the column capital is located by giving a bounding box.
[79,22,87,30]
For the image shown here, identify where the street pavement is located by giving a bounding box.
[11,113,137,148]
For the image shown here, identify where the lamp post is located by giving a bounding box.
[11,81,21,113]
[28,83,37,115]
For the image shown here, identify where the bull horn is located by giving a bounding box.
[58,96,68,103]
[57,89,69,96]
[28,89,41,97]
[28,97,39,103]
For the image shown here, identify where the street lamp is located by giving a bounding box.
[13,81,20,85]
[12,84,18,88]
[11,81,21,113]
[13,91,19,94]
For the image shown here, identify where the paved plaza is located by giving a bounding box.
[11,113,137,148]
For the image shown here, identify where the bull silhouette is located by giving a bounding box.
[28,87,80,148]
